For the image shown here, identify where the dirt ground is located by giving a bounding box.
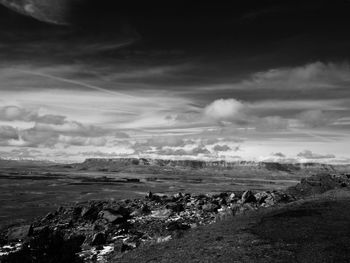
[118,190,350,263]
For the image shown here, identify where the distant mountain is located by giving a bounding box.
[74,158,341,174]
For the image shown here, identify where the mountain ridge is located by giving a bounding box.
[76,157,342,173]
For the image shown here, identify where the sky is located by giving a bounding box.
[0,0,349,163]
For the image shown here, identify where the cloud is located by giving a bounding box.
[245,62,350,91]
[0,105,67,125]
[58,135,108,147]
[213,144,231,152]
[0,148,43,159]
[156,148,188,156]
[0,106,36,122]
[134,137,188,150]
[191,146,210,155]
[114,131,130,138]
[272,152,286,158]
[79,151,124,158]
[204,98,244,122]
[297,150,336,159]
[255,116,289,131]
[0,125,19,141]
[298,110,334,128]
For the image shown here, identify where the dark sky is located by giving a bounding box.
[0,0,349,162]
[1,0,350,58]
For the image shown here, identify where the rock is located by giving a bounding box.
[91,232,106,246]
[121,243,135,252]
[67,233,85,248]
[81,206,99,221]
[99,210,125,224]
[73,206,83,217]
[241,190,256,203]
[218,198,227,206]
[130,209,142,217]
[216,206,234,221]
[7,225,33,241]
[166,202,185,213]
[105,205,130,217]
[263,196,276,207]
[121,237,138,252]
[147,192,161,202]
[166,221,190,231]
[150,209,172,219]
[131,204,151,217]
[254,192,269,204]
[156,235,172,243]
[42,212,55,221]
[141,204,151,214]
[172,193,183,201]
[32,225,49,235]
[202,203,219,212]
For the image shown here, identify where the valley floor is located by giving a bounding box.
[118,190,350,263]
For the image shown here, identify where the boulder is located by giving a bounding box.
[91,232,106,246]
[166,202,185,213]
[99,210,125,224]
[141,204,151,214]
[262,196,276,207]
[81,206,99,221]
[254,192,269,204]
[241,190,256,203]
[166,221,190,231]
[7,225,33,241]
[150,209,172,219]
[202,203,219,212]
[227,193,236,202]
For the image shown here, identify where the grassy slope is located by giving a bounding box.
[117,190,350,263]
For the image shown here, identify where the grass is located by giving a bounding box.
[117,190,350,262]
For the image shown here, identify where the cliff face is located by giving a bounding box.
[76,158,337,173]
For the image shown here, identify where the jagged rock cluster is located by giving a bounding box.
[0,189,295,263]
[288,173,350,197]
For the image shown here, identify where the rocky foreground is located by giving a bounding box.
[0,173,349,263]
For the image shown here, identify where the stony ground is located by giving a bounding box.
[119,190,350,263]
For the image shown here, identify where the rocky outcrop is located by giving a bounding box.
[0,189,295,262]
[287,173,350,197]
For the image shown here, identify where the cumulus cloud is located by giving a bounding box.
[213,144,231,152]
[0,105,66,124]
[191,146,210,155]
[0,106,35,122]
[244,62,350,91]
[204,98,245,122]
[297,150,336,159]
[0,109,127,148]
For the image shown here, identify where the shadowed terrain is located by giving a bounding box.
[119,191,350,263]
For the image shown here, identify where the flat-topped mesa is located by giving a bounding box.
[77,158,336,172]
